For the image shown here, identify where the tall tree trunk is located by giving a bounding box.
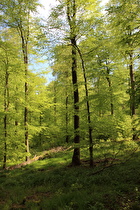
[24,64,29,161]
[75,45,94,167]
[71,37,80,166]
[67,0,80,166]
[129,51,136,140]
[18,17,30,161]
[3,66,9,169]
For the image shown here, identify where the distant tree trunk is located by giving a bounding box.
[15,87,19,135]
[65,95,69,143]
[54,81,57,124]
[96,77,102,117]
[67,0,80,166]
[129,51,136,140]
[3,116,7,169]
[39,112,42,146]
[106,62,114,116]
[3,62,9,169]
[75,45,94,167]
[65,70,69,143]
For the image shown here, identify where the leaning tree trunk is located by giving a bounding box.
[67,0,80,166]
[75,45,94,167]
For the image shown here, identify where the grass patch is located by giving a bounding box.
[0,141,140,209]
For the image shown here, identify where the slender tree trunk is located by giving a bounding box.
[15,87,19,135]
[129,52,136,140]
[54,82,57,125]
[3,121,7,169]
[65,70,69,143]
[65,95,69,143]
[67,0,80,166]
[106,63,114,116]
[3,67,9,169]
[39,112,42,146]
[96,77,102,117]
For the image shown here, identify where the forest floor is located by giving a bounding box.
[0,140,140,210]
[5,146,69,170]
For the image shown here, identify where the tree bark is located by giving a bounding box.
[18,17,30,161]
[106,62,114,116]
[67,0,80,166]
[3,60,9,169]
[71,37,80,166]
[129,52,136,140]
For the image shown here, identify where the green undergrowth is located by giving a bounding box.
[0,140,140,210]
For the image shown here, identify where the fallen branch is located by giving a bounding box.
[1,146,68,171]
[89,147,138,176]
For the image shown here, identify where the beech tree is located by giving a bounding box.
[66,0,80,165]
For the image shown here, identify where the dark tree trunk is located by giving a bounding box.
[129,53,135,116]
[129,52,136,140]
[67,0,80,166]
[18,19,30,161]
[15,86,19,135]
[65,69,69,143]
[75,45,94,167]
[3,66,9,169]
[24,46,29,161]
[106,63,114,116]
[71,37,80,166]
